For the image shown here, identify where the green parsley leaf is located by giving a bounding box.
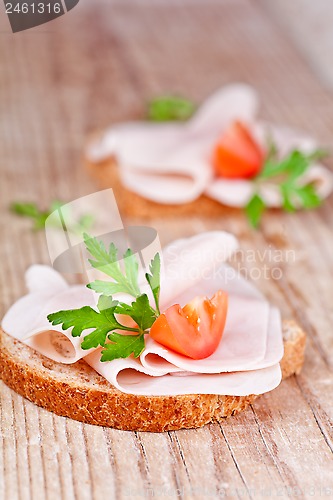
[307,149,329,162]
[123,248,140,295]
[77,214,95,232]
[10,201,62,230]
[116,294,157,334]
[48,236,162,362]
[87,279,130,296]
[245,194,266,228]
[247,146,328,228]
[101,333,145,362]
[47,297,137,350]
[11,201,41,218]
[294,183,322,209]
[281,184,296,213]
[260,149,328,182]
[96,294,115,311]
[265,135,279,163]
[145,253,161,314]
[50,200,65,212]
[147,96,196,122]
[259,150,307,180]
[84,234,140,297]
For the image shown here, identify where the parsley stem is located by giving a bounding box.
[154,302,160,316]
[117,325,141,334]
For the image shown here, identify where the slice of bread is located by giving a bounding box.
[0,321,306,432]
[86,157,239,219]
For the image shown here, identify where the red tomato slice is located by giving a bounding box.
[212,120,263,179]
[150,290,228,359]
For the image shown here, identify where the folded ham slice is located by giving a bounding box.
[85,353,282,396]
[87,84,333,207]
[1,232,283,396]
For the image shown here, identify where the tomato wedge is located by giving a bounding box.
[150,290,228,359]
[212,120,263,179]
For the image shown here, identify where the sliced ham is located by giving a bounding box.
[87,84,333,208]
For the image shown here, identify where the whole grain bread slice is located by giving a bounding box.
[0,321,306,432]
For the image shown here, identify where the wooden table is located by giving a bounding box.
[1,1,333,498]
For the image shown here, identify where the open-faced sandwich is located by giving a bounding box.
[0,232,306,432]
[86,84,333,226]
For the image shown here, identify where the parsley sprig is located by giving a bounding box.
[245,147,328,228]
[85,234,141,297]
[11,200,64,230]
[47,234,161,362]
[10,200,94,233]
[48,296,137,350]
[147,96,196,122]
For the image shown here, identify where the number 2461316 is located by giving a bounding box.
[5,3,62,14]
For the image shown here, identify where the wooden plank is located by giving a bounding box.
[262,0,333,91]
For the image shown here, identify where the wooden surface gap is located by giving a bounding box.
[294,377,333,455]
[217,423,252,500]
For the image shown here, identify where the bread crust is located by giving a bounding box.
[86,156,240,219]
[0,321,305,432]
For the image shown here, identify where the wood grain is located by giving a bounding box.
[1,0,333,498]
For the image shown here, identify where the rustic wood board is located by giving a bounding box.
[1,0,333,498]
